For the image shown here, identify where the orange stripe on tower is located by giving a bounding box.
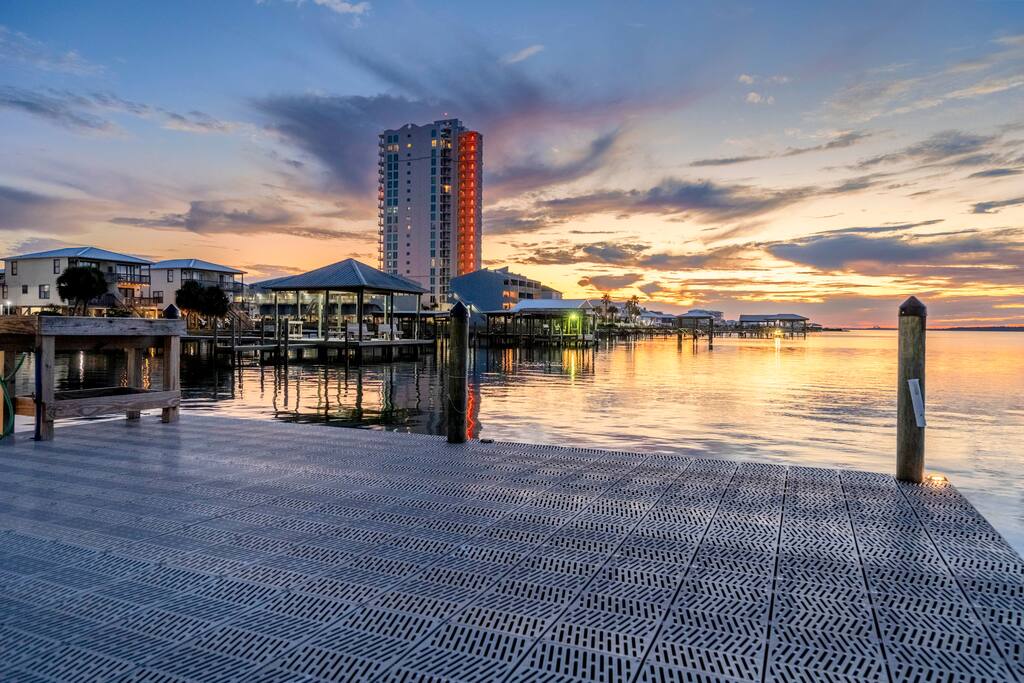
[457,130,481,276]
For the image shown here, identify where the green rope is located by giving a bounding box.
[0,353,28,439]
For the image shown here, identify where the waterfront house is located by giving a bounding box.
[1,246,154,315]
[149,259,246,307]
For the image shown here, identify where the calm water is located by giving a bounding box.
[13,330,1024,553]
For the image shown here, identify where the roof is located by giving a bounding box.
[150,258,244,274]
[4,246,151,264]
[264,259,428,294]
[489,298,597,314]
[678,311,717,319]
[738,313,809,322]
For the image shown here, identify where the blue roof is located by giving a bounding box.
[265,259,428,294]
[4,246,151,264]
[150,258,244,274]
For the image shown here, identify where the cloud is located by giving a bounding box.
[745,92,774,105]
[0,185,65,230]
[737,74,755,85]
[767,229,1024,275]
[501,44,544,65]
[968,168,1022,178]
[737,74,790,85]
[0,86,236,135]
[487,129,620,197]
[970,196,1024,214]
[855,129,999,168]
[282,0,369,15]
[110,200,368,239]
[577,273,643,291]
[690,130,870,166]
[0,25,102,75]
[0,86,114,133]
[253,40,703,198]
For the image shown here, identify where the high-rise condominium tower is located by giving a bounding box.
[378,118,482,307]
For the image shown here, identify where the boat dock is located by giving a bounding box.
[1,415,1021,682]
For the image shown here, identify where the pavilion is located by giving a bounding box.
[263,259,428,341]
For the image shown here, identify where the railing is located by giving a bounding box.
[181,278,243,293]
[105,273,151,285]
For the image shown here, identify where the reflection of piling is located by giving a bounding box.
[447,302,469,444]
[897,296,926,482]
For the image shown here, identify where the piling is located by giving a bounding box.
[447,301,469,444]
[897,296,926,482]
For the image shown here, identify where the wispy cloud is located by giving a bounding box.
[0,86,237,135]
[111,200,367,239]
[282,0,370,16]
[690,130,870,166]
[745,92,774,105]
[501,44,544,65]
[0,25,102,75]
[971,196,1024,214]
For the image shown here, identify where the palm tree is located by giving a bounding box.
[627,295,641,322]
[600,292,612,323]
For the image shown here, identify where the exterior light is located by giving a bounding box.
[927,474,948,483]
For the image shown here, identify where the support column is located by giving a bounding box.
[356,290,364,342]
[34,335,55,440]
[2,349,16,445]
[126,346,143,420]
[161,335,180,423]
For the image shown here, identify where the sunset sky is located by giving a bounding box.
[1,0,1022,327]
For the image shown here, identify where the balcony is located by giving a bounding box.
[106,272,151,286]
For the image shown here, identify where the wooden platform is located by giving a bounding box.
[0,416,1021,682]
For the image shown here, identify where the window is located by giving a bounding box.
[21,285,27,295]
[167,270,174,282]
[10,261,16,276]
[53,259,61,274]
[39,284,50,300]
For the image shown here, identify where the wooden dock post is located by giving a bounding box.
[897,296,926,482]
[447,301,469,444]
[34,334,55,440]
[125,347,143,420]
[1,350,15,445]
[161,334,180,423]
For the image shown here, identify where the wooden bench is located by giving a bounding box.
[0,316,184,441]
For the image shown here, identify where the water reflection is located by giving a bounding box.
[12,331,1024,553]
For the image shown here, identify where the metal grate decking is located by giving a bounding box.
[0,415,1021,683]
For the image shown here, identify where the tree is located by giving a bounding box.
[200,285,230,349]
[600,292,612,323]
[56,266,108,315]
[175,280,205,328]
[627,295,642,322]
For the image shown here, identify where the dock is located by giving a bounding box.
[0,415,1021,682]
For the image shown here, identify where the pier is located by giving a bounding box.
[0,415,1020,682]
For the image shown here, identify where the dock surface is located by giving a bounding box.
[1,416,1021,682]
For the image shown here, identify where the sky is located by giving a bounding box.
[1,0,1023,327]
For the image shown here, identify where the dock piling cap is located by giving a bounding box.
[899,296,927,318]
[450,301,469,320]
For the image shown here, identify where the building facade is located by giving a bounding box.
[150,259,246,306]
[378,118,482,308]
[449,267,561,326]
[2,247,154,313]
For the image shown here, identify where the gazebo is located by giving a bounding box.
[264,259,428,341]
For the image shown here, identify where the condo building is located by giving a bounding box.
[378,119,482,308]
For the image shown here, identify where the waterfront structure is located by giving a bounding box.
[685,308,724,321]
[483,298,598,346]
[263,258,429,342]
[738,312,809,336]
[449,266,561,326]
[150,258,246,305]
[1,246,154,314]
[378,118,482,308]
[639,310,677,327]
